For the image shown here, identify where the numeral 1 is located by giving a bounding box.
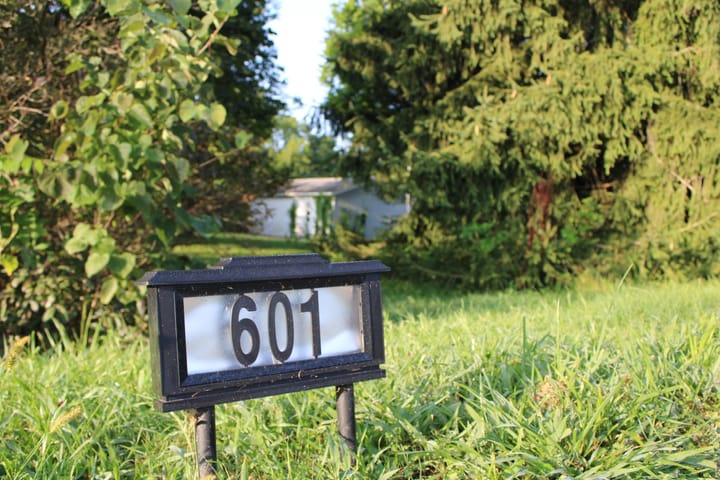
[300,289,321,358]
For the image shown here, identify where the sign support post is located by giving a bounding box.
[191,387,359,474]
[193,406,217,478]
[336,384,357,460]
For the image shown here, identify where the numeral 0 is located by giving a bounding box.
[231,290,320,367]
[268,293,294,362]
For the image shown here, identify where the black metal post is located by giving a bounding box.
[193,406,217,478]
[336,384,357,462]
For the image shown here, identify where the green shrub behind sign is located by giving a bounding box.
[0,0,245,338]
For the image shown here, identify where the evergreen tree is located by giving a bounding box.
[269,115,342,178]
[323,0,720,287]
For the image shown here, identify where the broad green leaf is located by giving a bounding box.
[208,103,227,129]
[85,251,110,277]
[129,103,153,128]
[98,187,124,212]
[159,30,188,50]
[3,135,28,173]
[118,142,133,162]
[108,143,132,167]
[169,0,191,14]
[75,224,99,242]
[99,277,119,304]
[0,254,19,276]
[64,54,84,74]
[148,42,168,65]
[65,236,88,254]
[73,223,98,245]
[75,93,106,114]
[20,155,38,172]
[118,17,146,40]
[189,215,221,237]
[137,134,153,149]
[105,0,131,15]
[61,0,91,18]
[161,128,183,151]
[179,99,198,122]
[216,0,241,14]
[94,236,116,255]
[72,183,98,207]
[170,157,190,183]
[214,34,239,56]
[143,147,163,165]
[97,72,110,88]
[126,193,153,223]
[37,170,74,200]
[145,7,174,26]
[108,252,136,278]
[110,92,134,114]
[168,69,190,89]
[154,221,175,247]
[32,158,45,175]
[65,223,99,254]
[7,135,28,158]
[234,131,252,150]
[80,111,99,136]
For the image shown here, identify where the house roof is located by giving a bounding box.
[277,177,359,197]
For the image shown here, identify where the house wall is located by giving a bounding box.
[252,188,409,239]
[334,190,409,239]
[252,196,318,238]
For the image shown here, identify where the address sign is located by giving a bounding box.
[137,254,389,412]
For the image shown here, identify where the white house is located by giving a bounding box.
[251,177,410,239]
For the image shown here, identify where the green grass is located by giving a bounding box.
[1,236,719,478]
[173,233,314,266]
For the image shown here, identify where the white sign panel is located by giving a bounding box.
[183,285,363,375]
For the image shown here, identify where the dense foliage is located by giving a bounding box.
[0,0,284,337]
[269,115,343,178]
[322,0,720,287]
[184,0,287,230]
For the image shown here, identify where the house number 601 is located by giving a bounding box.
[231,290,321,367]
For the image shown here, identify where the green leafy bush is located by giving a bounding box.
[0,0,247,338]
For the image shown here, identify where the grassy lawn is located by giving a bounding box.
[1,234,719,478]
[172,233,314,266]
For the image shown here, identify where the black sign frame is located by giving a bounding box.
[137,254,389,412]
